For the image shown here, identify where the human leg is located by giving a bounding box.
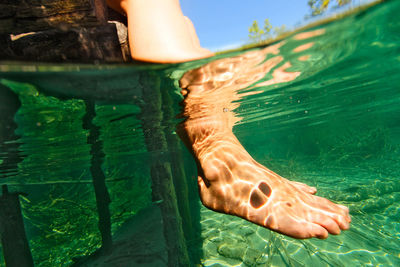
[178,46,351,239]
[106,0,214,63]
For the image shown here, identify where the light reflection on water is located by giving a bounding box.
[0,0,399,266]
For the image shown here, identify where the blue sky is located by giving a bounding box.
[180,0,367,51]
[180,0,311,51]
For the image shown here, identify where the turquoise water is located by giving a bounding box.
[0,1,399,266]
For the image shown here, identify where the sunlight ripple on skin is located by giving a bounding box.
[293,42,315,53]
[298,55,311,61]
[178,34,351,239]
[293,29,326,40]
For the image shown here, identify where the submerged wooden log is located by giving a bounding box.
[72,205,168,266]
[0,186,34,267]
[160,78,195,246]
[82,100,113,254]
[0,0,108,34]
[0,84,23,177]
[0,85,32,266]
[139,73,190,266]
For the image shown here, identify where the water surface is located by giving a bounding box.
[0,1,399,266]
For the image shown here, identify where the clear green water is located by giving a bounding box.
[0,1,399,266]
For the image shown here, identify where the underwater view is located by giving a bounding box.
[0,0,400,266]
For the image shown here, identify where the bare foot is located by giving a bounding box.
[106,0,214,63]
[179,44,351,239]
[195,133,350,239]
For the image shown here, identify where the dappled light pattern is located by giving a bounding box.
[298,55,311,61]
[293,29,326,40]
[293,42,315,53]
[179,33,351,239]
[256,62,301,87]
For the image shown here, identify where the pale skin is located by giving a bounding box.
[179,43,351,239]
[107,0,351,239]
[106,0,213,63]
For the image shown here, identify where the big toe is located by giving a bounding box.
[296,221,330,239]
[287,220,329,239]
[267,215,329,239]
[310,223,329,239]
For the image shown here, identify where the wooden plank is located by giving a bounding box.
[160,78,196,248]
[0,0,108,34]
[83,100,113,254]
[139,73,190,266]
[0,84,23,178]
[1,23,125,62]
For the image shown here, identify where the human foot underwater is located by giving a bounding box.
[106,0,351,239]
[179,40,350,239]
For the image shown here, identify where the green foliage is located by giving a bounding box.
[308,0,352,16]
[248,19,273,43]
[21,184,101,266]
[263,19,272,35]
[273,25,288,36]
[248,19,288,44]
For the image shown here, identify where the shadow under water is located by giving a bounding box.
[0,0,399,266]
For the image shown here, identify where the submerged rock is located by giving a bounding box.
[217,242,246,261]
[243,247,266,265]
[216,242,266,266]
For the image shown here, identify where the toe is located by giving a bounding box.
[338,204,351,220]
[332,213,351,230]
[266,215,328,239]
[304,185,317,194]
[287,220,329,239]
[290,180,317,194]
[338,204,349,211]
[314,215,341,235]
[310,223,329,239]
[314,196,349,216]
[331,203,351,224]
[295,221,329,239]
[197,176,207,190]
